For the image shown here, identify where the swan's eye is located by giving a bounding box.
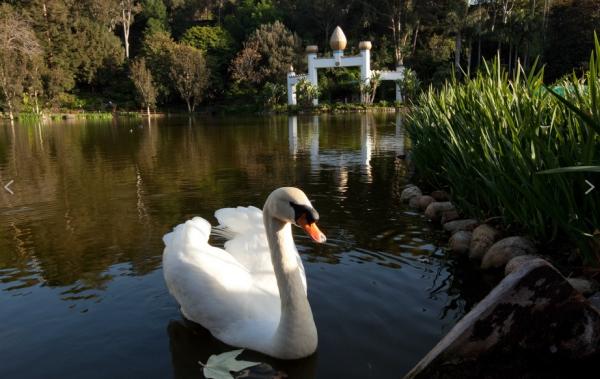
[289,202,319,224]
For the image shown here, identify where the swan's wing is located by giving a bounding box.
[214,206,264,235]
[214,206,271,274]
[163,217,261,334]
[214,206,307,293]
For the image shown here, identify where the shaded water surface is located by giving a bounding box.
[0,114,484,378]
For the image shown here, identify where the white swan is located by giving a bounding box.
[162,187,326,359]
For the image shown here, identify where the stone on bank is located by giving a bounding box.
[449,231,472,255]
[404,259,600,378]
[401,185,422,203]
[424,202,456,223]
[480,236,537,270]
[468,224,501,260]
[443,219,479,234]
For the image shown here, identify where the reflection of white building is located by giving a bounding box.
[360,115,373,182]
[287,114,406,189]
[288,116,298,157]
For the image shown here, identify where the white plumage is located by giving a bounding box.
[163,188,324,359]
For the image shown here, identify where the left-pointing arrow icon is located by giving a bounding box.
[4,179,14,195]
[585,180,595,195]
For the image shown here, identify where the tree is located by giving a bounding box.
[359,0,416,67]
[230,21,302,87]
[222,0,282,43]
[0,4,42,121]
[181,25,233,53]
[141,30,177,101]
[544,0,600,80]
[169,44,209,112]
[181,25,234,97]
[118,0,141,59]
[141,0,168,35]
[130,58,157,116]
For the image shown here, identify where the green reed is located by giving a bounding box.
[406,39,600,263]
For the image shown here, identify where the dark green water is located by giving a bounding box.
[0,114,483,378]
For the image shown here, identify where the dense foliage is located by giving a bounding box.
[0,0,598,114]
[406,40,600,263]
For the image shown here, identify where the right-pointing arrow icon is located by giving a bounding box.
[585,180,595,195]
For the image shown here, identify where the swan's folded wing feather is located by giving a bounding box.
[214,206,272,273]
[214,206,263,235]
[163,217,256,334]
[215,206,307,292]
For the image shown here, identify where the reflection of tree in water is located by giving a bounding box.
[0,113,407,303]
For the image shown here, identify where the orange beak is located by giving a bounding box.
[297,214,327,243]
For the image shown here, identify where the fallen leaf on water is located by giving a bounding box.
[199,349,260,379]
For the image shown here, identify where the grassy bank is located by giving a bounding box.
[406,41,600,263]
[2,111,146,122]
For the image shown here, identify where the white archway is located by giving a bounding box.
[287,26,405,106]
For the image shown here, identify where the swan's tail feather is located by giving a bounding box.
[183,217,211,246]
[211,225,236,240]
[163,217,212,251]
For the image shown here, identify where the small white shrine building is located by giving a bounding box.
[287,26,405,105]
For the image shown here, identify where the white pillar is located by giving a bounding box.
[359,41,372,104]
[360,50,370,83]
[333,50,343,66]
[306,45,319,106]
[395,82,402,103]
[395,65,404,103]
[287,71,296,105]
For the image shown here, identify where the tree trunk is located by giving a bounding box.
[392,15,402,66]
[7,99,14,121]
[186,99,191,113]
[1,83,14,121]
[121,3,133,59]
[412,20,420,54]
[455,30,462,76]
[523,41,529,70]
[508,41,513,74]
[477,34,482,69]
[146,105,150,117]
[122,11,130,59]
[467,39,472,77]
[34,90,40,115]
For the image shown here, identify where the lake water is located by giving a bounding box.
[0,114,487,378]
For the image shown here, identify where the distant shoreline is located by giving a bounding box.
[1,104,409,122]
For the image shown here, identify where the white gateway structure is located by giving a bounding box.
[287,26,405,105]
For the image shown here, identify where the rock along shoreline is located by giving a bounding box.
[400,184,600,378]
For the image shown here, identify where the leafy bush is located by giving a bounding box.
[398,68,421,103]
[260,82,286,108]
[296,78,319,108]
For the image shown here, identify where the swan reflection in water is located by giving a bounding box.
[167,318,317,379]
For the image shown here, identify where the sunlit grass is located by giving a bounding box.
[406,38,600,263]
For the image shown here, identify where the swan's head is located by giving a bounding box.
[264,187,327,243]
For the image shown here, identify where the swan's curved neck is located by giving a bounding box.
[263,211,317,357]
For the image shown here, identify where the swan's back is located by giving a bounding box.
[163,217,256,335]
